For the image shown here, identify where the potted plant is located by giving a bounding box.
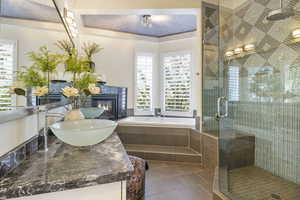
[27,46,64,96]
[61,48,101,120]
[82,42,103,71]
[10,46,63,104]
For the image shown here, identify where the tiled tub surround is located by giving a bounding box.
[0,133,133,200]
[117,120,202,163]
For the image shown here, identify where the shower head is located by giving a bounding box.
[266,8,295,21]
[266,0,294,21]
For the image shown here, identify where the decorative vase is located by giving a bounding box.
[64,109,85,121]
[80,107,104,119]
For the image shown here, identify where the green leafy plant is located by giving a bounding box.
[75,73,97,94]
[28,46,64,74]
[64,48,92,85]
[82,42,102,61]
[27,46,64,90]
[17,66,47,88]
[55,40,74,56]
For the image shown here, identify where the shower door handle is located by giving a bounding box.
[216,96,228,120]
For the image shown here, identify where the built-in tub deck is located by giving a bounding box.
[118,116,196,129]
[117,117,201,163]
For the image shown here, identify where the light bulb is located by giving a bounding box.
[292,29,300,38]
[225,51,234,57]
[244,44,255,51]
[234,47,243,54]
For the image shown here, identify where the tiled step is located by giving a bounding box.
[125,144,202,164]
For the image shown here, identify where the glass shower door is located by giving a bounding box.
[217,0,300,199]
[202,2,222,137]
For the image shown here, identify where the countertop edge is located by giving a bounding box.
[0,101,70,124]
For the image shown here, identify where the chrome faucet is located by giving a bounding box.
[41,107,68,152]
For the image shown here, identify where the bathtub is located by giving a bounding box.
[118,116,195,129]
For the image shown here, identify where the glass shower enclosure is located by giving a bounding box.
[202,0,300,199]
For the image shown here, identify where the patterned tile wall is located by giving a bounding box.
[219,0,300,184]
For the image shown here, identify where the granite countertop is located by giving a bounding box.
[0,133,133,200]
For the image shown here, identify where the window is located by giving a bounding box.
[228,66,240,101]
[162,52,193,117]
[0,40,16,111]
[135,53,154,115]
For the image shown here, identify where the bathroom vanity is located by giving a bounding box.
[0,132,133,200]
[0,101,133,200]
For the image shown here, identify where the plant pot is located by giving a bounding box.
[88,61,95,71]
[64,109,85,121]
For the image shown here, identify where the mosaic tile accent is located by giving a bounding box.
[0,136,39,179]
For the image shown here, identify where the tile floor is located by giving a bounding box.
[229,166,300,200]
[144,160,214,200]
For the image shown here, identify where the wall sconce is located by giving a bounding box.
[234,47,243,54]
[244,44,255,51]
[225,51,234,57]
[292,29,300,38]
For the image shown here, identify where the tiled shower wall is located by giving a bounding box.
[220,0,300,184]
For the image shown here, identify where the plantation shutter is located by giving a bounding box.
[0,40,16,111]
[162,52,192,116]
[135,53,153,115]
[228,66,240,101]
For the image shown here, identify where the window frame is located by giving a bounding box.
[134,52,155,116]
[0,39,17,109]
[160,50,194,117]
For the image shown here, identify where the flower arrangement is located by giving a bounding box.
[33,87,49,97]
[10,40,102,112]
[57,40,102,110]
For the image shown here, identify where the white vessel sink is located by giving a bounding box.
[50,119,118,146]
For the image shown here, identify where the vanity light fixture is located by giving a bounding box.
[244,44,255,51]
[225,51,234,57]
[63,8,78,38]
[234,47,243,54]
[292,29,300,38]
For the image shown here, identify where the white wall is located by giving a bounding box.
[1,21,200,111]
[80,34,159,109]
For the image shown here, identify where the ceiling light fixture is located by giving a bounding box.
[64,8,78,38]
[141,15,152,28]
